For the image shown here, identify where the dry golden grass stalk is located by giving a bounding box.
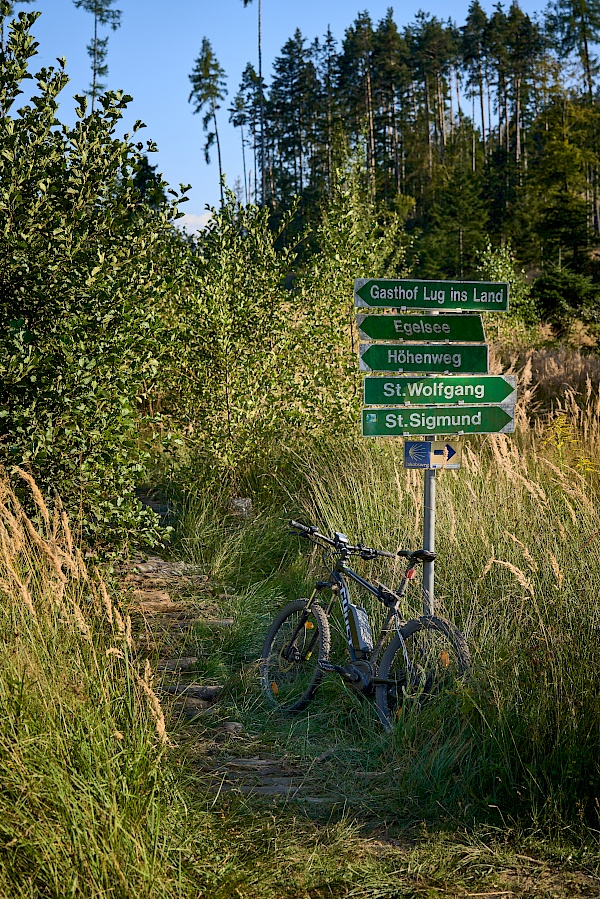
[15,467,50,528]
[75,548,88,582]
[549,553,564,587]
[506,532,538,572]
[99,582,114,625]
[463,443,481,473]
[505,467,547,503]
[480,557,495,580]
[563,498,579,527]
[490,559,535,597]
[71,602,92,642]
[0,506,23,555]
[135,673,169,746]
[114,606,125,636]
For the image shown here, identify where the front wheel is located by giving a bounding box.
[375,615,470,731]
[260,599,330,712]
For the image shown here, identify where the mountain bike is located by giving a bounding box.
[259,520,470,731]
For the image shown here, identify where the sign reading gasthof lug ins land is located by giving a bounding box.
[354,278,509,311]
[363,374,517,406]
[359,343,488,374]
[362,405,515,437]
[356,313,485,343]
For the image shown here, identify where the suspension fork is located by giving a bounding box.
[283,584,327,661]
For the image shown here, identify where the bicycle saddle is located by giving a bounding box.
[411,549,436,563]
[397,549,436,562]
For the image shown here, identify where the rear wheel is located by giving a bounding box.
[260,599,330,712]
[375,615,470,731]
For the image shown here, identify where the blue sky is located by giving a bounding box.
[24,0,543,230]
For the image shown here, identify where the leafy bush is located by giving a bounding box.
[475,241,538,326]
[0,11,185,547]
[160,168,410,488]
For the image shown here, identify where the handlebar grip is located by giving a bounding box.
[289,520,317,535]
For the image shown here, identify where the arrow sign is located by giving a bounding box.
[363,374,517,406]
[354,279,509,312]
[356,313,485,343]
[360,343,488,374]
[404,440,463,470]
[362,405,515,437]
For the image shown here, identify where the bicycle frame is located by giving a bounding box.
[305,555,411,672]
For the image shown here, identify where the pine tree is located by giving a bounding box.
[461,0,489,157]
[73,0,121,111]
[188,38,227,205]
[548,0,600,99]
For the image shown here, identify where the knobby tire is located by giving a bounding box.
[260,599,330,712]
[375,615,470,731]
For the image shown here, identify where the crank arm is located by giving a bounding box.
[318,659,359,682]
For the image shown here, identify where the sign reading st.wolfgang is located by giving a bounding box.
[363,374,517,406]
[359,343,488,374]
[362,405,515,437]
[356,313,485,343]
[355,278,509,311]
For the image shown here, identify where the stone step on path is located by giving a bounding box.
[122,555,228,722]
[197,756,328,803]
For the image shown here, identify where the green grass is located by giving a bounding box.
[174,423,600,834]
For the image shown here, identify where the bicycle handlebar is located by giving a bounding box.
[289,520,435,563]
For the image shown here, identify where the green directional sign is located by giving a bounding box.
[354,278,509,312]
[356,313,485,343]
[359,343,488,374]
[363,374,516,406]
[362,405,515,437]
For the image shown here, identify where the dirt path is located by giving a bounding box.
[123,554,327,802]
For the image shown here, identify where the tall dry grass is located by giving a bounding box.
[0,469,181,898]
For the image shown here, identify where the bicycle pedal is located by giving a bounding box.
[318,659,337,673]
[318,660,358,682]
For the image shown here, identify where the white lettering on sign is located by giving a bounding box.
[473,288,504,304]
[393,320,451,337]
[423,286,446,304]
[370,284,418,301]
[405,380,485,400]
[387,349,462,368]
[382,411,483,430]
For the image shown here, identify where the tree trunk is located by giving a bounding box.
[258,0,266,203]
[478,59,486,155]
[365,58,376,200]
[212,98,224,206]
[515,74,521,165]
[92,5,98,111]
[424,74,433,174]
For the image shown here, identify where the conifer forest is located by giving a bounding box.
[221,2,600,282]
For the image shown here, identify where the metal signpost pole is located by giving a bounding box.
[422,298,437,618]
[422,463,436,616]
